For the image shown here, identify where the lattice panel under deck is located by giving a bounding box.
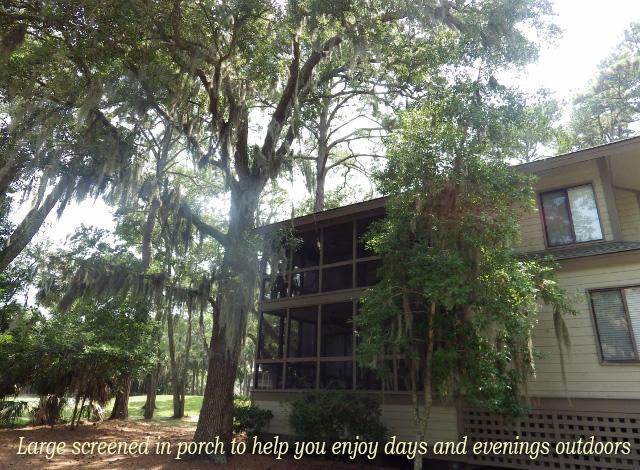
[462,408,640,469]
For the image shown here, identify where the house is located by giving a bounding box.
[251,137,640,469]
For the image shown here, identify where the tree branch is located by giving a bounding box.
[176,202,229,246]
[325,153,386,172]
[261,34,342,171]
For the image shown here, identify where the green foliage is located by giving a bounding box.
[0,298,157,403]
[0,399,30,427]
[513,90,564,162]
[358,85,574,421]
[0,228,158,413]
[289,391,386,445]
[233,396,273,438]
[0,0,562,442]
[0,307,41,398]
[0,190,41,368]
[562,22,640,150]
[31,395,67,427]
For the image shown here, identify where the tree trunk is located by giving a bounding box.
[86,399,93,420]
[313,96,330,212]
[191,363,197,395]
[166,303,192,420]
[173,381,185,419]
[0,175,69,272]
[179,303,193,416]
[192,325,239,462]
[109,375,132,420]
[244,361,253,397]
[314,170,326,212]
[143,366,159,420]
[141,194,160,270]
[413,301,436,470]
[69,393,81,430]
[144,305,166,419]
[76,396,86,427]
[166,310,185,418]
[192,188,260,461]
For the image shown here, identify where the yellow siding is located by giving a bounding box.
[515,160,612,253]
[516,208,545,253]
[615,188,640,241]
[253,399,293,435]
[529,251,640,399]
[253,399,459,441]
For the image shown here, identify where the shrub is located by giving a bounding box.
[31,395,66,426]
[289,391,386,444]
[80,402,105,422]
[233,396,273,437]
[0,400,30,427]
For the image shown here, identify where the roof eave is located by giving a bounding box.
[514,136,640,174]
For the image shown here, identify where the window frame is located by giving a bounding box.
[588,286,640,365]
[256,309,286,361]
[259,215,383,301]
[254,301,406,392]
[539,183,605,248]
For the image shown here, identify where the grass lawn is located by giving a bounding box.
[6,395,204,428]
[127,395,203,425]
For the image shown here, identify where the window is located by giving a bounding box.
[322,264,353,292]
[590,288,640,362]
[261,273,289,300]
[356,361,394,390]
[288,306,317,358]
[255,363,283,389]
[323,222,353,264]
[290,270,319,296]
[260,216,385,300]
[286,363,316,389]
[540,184,603,246]
[291,230,320,269]
[320,361,353,389]
[254,302,428,391]
[321,302,353,357]
[258,310,285,359]
[356,215,383,258]
[356,259,382,288]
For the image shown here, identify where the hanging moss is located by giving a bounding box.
[57,261,214,323]
[4,93,143,219]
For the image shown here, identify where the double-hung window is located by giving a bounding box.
[590,288,640,363]
[540,184,603,246]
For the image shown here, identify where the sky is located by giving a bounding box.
[516,0,640,99]
[11,0,640,245]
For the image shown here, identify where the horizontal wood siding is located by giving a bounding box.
[615,188,640,241]
[515,207,545,252]
[528,251,640,399]
[515,160,611,252]
[253,399,459,442]
[253,400,293,435]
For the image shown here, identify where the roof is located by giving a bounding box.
[525,241,640,261]
[258,196,386,232]
[514,135,640,174]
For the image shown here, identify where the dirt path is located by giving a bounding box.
[0,420,396,469]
